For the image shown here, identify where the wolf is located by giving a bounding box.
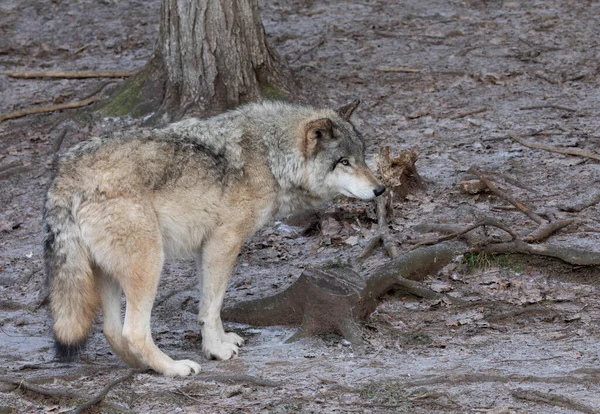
[43,99,385,376]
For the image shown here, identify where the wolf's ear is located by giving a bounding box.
[303,118,333,156]
[337,99,360,121]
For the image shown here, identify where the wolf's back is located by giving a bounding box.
[44,181,98,361]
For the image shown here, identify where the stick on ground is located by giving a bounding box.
[4,70,137,79]
[509,132,600,162]
[468,166,547,225]
[0,96,101,123]
[72,369,145,414]
[511,388,599,414]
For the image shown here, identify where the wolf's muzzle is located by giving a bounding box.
[373,185,386,197]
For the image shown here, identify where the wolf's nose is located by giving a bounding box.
[373,185,386,197]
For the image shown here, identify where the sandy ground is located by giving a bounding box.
[1,0,600,412]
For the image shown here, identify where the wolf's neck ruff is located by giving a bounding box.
[43,100,383,376]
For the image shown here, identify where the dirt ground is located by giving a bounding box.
[1,0,600,412]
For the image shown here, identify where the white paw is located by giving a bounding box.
[203,340,239,361]
[222,331,244,347]
[164,359,202,377]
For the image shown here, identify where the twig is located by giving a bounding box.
[519,104,577,112]
[468,166,547,225]
[450,108,487,120]
[412,218,517,248]
[401,370,600,388]
[4,70,137,79]
[0,96,101,123]
[71,369,144,414]
[0,165,32,180]
[509,132,600,162]
[523,218,575,242]
[196,374,280,388]
[373,30,445,40]
[486,306,557,322]
[511,388,599,414]
[375,67,421,73]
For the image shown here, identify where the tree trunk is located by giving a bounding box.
[103,0,297,121]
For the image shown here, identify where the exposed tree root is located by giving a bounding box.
[223,243,460,345]
[0,374,129,413]
[481,240,600,266]
[558,190,600,213]
[412,218,517,248]
[511,388,599,414]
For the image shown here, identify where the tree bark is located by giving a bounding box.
[104,0,297,121]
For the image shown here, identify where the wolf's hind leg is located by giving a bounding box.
[97,269,144,367]
[119,239,201,377]
[198,227,245,360]
[82,200,201,377]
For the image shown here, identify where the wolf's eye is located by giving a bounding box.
[340,159,350,166]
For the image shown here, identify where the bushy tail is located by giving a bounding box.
[43,191,99,362]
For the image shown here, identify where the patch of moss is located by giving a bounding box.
[261,84,286,100]
[100,72,148,118]
[322,259,345,269]
[360,381,412,410]
[496,255,526,273]
[461,251,493,272]
[462,252,526,274]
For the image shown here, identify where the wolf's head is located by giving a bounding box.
[300,100,385,201]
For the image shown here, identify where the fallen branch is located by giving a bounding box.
[511,388,599,414]
[468,166,547,225]
[0,96,101,123]
[4,70,136,79]
[482,240,600,266]
[509,132,600,162]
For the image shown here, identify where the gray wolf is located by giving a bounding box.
[43,100,384,376]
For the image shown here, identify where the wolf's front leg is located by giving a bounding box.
[198,227,245,360]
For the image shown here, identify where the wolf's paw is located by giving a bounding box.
[222,331,244,347]
[203,341,239,361]
[164,359,202,377]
